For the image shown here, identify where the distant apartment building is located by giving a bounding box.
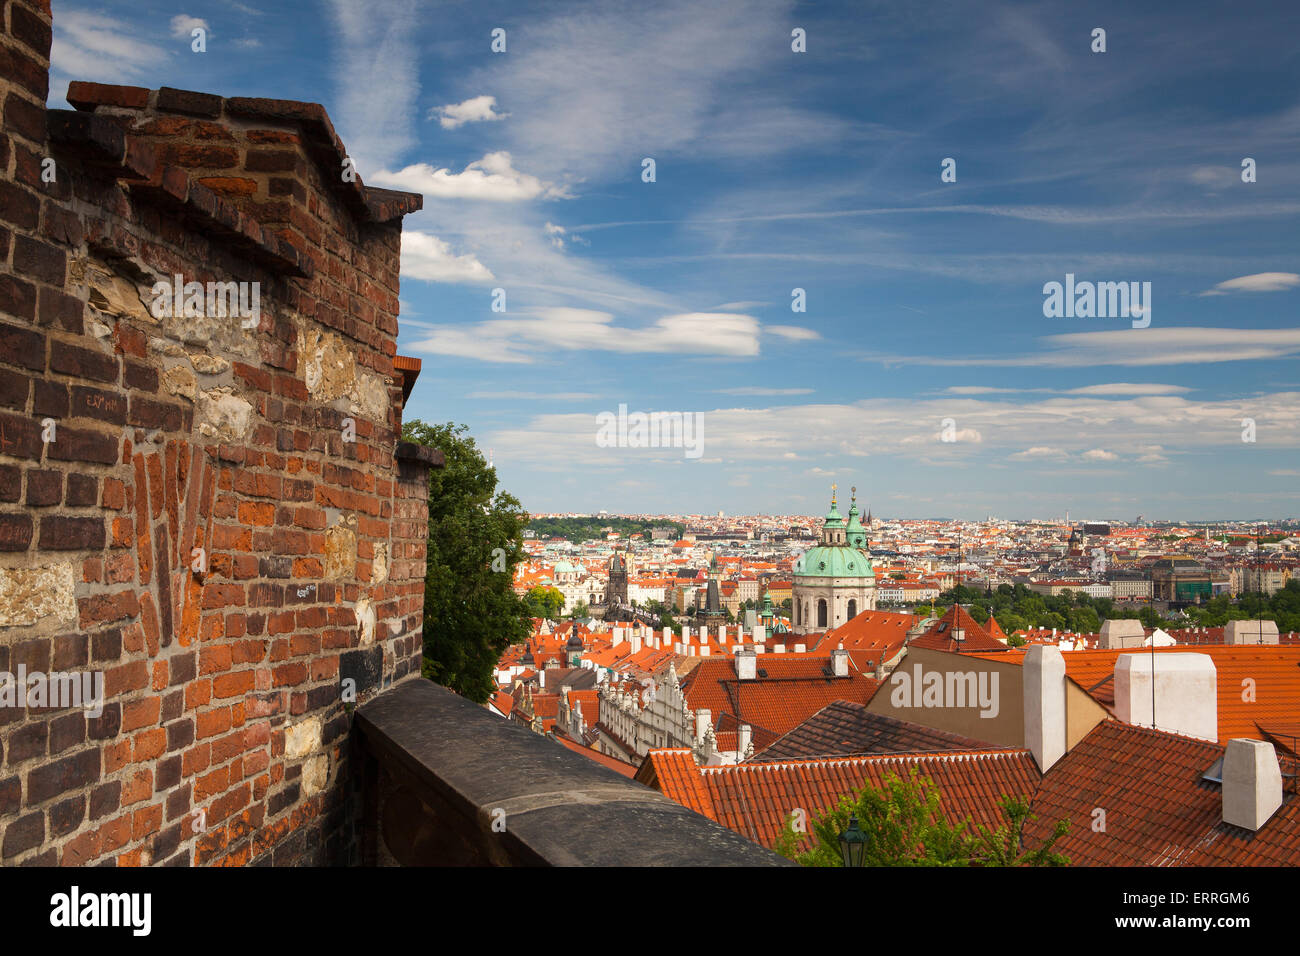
[1151,557,1212,603]
[1106,571,1153,601]
[1242,565,1290,596]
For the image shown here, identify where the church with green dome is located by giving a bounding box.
[792,485,876,634]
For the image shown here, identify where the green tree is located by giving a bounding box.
[570,600,590,619]
[971,796,1070,866]
[402,420,530,703]
[774,769,1070,867]
[522,585,565,620]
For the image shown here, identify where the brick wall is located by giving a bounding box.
[0,0,432,865]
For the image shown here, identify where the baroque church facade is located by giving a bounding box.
[791,486,877,634]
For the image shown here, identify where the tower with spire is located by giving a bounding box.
[790,484,877,635]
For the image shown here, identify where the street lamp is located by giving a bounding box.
[839,815,867,867]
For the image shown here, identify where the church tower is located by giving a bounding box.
[791,484,877,634]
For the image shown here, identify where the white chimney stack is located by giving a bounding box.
[1225,620,1279,645]
[1099,618,1145,650]
[1023,644,1066,772]
[794,643,806,654]
[681,625,692,642]
[736,647,757,680]
[774,644,786,654]
[737,723,752,758]
[612,626,625,647]
[752,624,766,645]
[1114,652,1217,741]
[695,708,712,743]
[831,646,849,677]
[630,629,642,654]
[662,626,672,647]
[1222,738,1283,831]
[700,645,710,657]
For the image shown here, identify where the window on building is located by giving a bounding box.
[817,599,828,628]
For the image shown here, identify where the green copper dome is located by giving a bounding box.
[795,484,874,578]
[794,545,875,579]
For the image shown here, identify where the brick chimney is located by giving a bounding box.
[1222,738,1283,831]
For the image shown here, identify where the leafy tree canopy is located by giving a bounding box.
[402,420,531,703]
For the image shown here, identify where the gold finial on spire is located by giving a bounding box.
[851,485,857,503]
[831,483,837,506]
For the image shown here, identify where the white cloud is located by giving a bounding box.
[406,308,762,364]
[371,152,569,201]
[1199,272,1300,296]
[432,95,508,129]
[170,14,209,39]
[543,221,587,249]
[1081,448,1119,461]
[715,387,813,396]
[882,328,1300,368]
[1010,446,1069,460]
[1065,383,1191,396]
[400,231,494,284]
[765,325,821,342]
[467,391,599,401]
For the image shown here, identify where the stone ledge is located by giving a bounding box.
[354,679,790,866]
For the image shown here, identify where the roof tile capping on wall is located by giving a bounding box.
[0,0,436,866]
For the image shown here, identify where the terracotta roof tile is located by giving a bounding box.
[647,748,1040,851]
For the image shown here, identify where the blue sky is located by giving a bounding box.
[49,0,1300,520]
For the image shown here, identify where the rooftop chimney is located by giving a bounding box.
[630,629,642,654]
[1114,652,1217,741]
[794,643,806,653]
[752,624,766,644]
[831,645,849,677]
[700,645,710,657]
[695,708,712,743]
[1023,644,1066,772]
[611,626,625,647]
[737,723,752,758]
[1225,620,1280,645]
[1222,738,1283,831]
[736,647,757,680]
[1099,618,1145,650]
[774,644,786,654]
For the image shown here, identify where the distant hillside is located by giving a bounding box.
[528,517,685,542]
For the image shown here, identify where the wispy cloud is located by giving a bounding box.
[880,328,1300,368]
[1199,272,1300,296]
[325,0,421,173]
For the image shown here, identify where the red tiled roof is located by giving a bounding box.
[1024,720,1300,866]
[680,656,881,739]
[911,606,1009,653]
[642,748,1040,851]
